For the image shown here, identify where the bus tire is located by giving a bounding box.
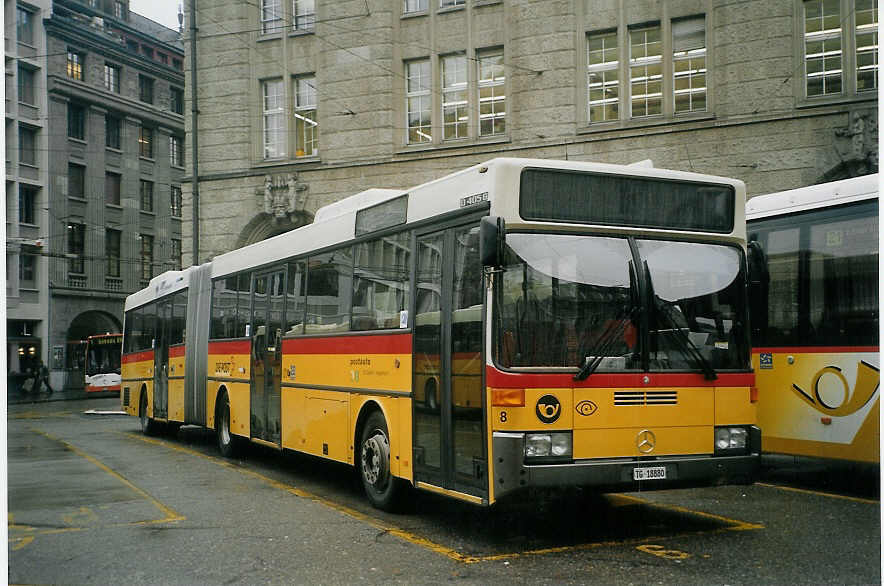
[359,411,401,511]
[425,379,438,411]
[139,390,158,436]
[215,391,238,458]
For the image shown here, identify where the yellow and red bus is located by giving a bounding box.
[84,333,123,393]
[122,158,759,509]
[747,174,879,464]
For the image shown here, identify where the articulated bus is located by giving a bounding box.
[84,333,123,393]
[122,158,760,509]
[746,174,879,464]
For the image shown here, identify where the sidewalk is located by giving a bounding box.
[7,386,117,405]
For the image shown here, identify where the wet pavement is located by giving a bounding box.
[6,385,118,406]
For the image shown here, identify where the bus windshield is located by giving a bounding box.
[495,233,750,373]
[86,339,122,376]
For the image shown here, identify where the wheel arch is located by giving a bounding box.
[212,384,230,431]
[353,399,385,460]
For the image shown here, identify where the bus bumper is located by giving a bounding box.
[492,427,761,502]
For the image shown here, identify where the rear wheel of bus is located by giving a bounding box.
[139,389,158,436]
[216,391,239,457]
[359,410,402,511]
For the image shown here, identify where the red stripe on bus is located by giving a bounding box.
[753,346,879,354]
[122,350,154,364]
[485,367,754,388]
[282,333,412,355]
[208,340,251,355]
[169,344,186,358]
[87,385,120,392]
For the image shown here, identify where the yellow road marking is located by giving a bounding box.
[756,482,879,505]
[8,429,186,551]
[124,431,762,563]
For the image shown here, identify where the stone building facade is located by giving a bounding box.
[6,0,185,389]
[185,0,877,264]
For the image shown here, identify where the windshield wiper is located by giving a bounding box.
[643,261,717,381]
[574,262,638,382]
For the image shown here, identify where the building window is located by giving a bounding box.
[294,76,318,157]
[261,0,282,33]
[855,0,878,92]
[20,254,36,287]
[67,50,84,80]
[293,0,315,31]
[106,115,121,149]
[171,185,182,217]
[139,75,154,103]
[587,31,619,123]
[18,66,35,105]
[170,135,184,167]
[106,172,121,206]
[803,0,843,96]
[441,0,465,7]
[672,17,706,113]
[477,49,506,136]
[406,59,432,144]
[171,87,184,114]
[262,79,285,159]
[127,39,139,52]
[106,229,121,277]
[68,223,86,274]
[68,164,86,199]
[114,1,125,19]
[17,7,34,45]
[140,234,154,280]
[143,46,154,60]
[442,54,468,140]
[404,0,427,12]
[140,180,154,212]
[68,103,86,140]
[629,26,663,117]
[171,239,182,270]
[104,63,120,93]
[19,126,37,166]
[173,58,182,70]
[139,126,154,158]
[19,186,37,224]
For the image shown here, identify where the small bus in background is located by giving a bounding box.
[746,174,879,464]
[122,158,759,510]
[84,333,123,393]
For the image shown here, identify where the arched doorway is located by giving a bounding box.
[65,311,122,390]
[235,210,314,249]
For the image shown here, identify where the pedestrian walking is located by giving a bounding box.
[34,360,53,394]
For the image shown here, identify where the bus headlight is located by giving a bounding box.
[714,426,749,454]
[525,432,572,461]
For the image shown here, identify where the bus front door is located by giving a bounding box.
[251,269,285,445]
[153,298,170,420]
[413,224,487,499]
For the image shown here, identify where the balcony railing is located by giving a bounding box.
[68,274,87,288]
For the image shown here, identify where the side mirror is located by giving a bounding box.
[479,216,505,268]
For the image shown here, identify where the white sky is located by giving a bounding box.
[128,0,182,31]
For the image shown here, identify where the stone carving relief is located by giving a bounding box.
[824,109,879,182]
[259,173,309,224]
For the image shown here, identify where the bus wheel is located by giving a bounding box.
[216,392,238,458]
[139,391,158,436]
[359,411,401,511]
[425,379,438,411]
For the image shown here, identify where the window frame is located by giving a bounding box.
[104,62,121,93]
[587,30,620,123]
[477,48,506,137]
[106,114,121,149]
[106,172,122,206]
[171,86,184,114]
[19,125,37,166]
[262,79,286,159]
[139,126,154,158]
[67,49,84,81]
[18,65,35,105]
[293,0,315,31]
[170,135,184,167]
[68,103,86,140]
[294,75,318,157]
[139,75,154,104]
[106,228,121,278]
[68,222,86,274]
[17,6,35,45]
[171,185,183,218]
[442,53,469,141]
[140,234,155,281]
[68,163,86,199]
[19,185,37,225]
[140,179,155,213]
[405,59,432,145]
[261,0,283,34]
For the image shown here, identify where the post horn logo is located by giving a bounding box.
[536,395,561,424]
[636,429,656,454]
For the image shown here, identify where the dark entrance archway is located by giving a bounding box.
[65,311,122,390]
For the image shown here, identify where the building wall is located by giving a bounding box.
[37,0,185,387]
[184,0,877,265]
[6,0,52,385]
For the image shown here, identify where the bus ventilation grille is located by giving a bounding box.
[614,391,677,406]
[123,387,130,407]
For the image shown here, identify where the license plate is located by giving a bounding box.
[633,466,667,481]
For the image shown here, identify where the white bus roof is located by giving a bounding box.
[124,264,203,312]
[210,157,747,280]
[746,173,879,220]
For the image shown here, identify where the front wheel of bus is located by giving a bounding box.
[216,392,238,458]
[359,411,401,511]
[139,391,158,436]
